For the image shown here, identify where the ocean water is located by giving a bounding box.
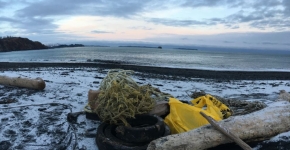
[0,47,290,71]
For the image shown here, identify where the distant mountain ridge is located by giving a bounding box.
[0,36,47,52]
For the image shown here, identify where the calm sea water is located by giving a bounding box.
[0,47,290,71]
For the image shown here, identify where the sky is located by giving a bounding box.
[0,0,290,50]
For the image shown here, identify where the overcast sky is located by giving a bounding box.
[0,0,290,50]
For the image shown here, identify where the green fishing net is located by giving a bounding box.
[91,69,172,126]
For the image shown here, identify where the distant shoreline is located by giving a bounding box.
[47,44,84,49]
[1,62,290,80]
[119,46,162,49]
[174,48,198,50]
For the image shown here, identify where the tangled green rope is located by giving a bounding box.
[91,69,172,126]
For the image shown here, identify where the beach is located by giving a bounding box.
[0,63,290,150]
[3,0,290,149]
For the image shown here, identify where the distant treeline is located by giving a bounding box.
[0,36,47,52]
[48,44,85,49]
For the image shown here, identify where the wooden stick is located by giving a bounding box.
[200,111,252,150]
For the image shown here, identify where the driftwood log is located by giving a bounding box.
[0,75,45,90]
[147,103,290,150]
[278,90,290,102]
[149,101,169,117]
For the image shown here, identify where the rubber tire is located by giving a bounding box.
[96,123,148,150]
[85,112,100,121]
[108,124,170,142]
[163,123,171,136]
[115,114,165,143]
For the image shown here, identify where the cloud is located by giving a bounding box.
[148,18,215,27]
[216,0,289,30]
[250,19,290,30]
[16,0,150,18]
[251,0,281,8]
[225,24,239,29]
[143,0,289,31]
[90,1,149,18]
[181,0,243,8]
[1,0,290,49]
[6,0,290,33]
[146,0,290,31]
[0,17,17,23]
[0,16,58,35]
[10,0,153,34]
[91,30,114,34]
[143,31,290,50]
[221,1,286,29]
[0,15,57,34]
[0,1,7,8]
[129,26,153,30]
[283,0,290,15]
[217,31,290,43]
[226,12,264,23]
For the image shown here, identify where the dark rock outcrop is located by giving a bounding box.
[0,36,47,52]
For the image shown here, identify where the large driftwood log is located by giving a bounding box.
[147,103,290,150]
[0,75,45,90]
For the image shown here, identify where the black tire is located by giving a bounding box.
[115,114,165,143]
[96,123,148,150]
[85,112,100,121]
[163,123,171,136]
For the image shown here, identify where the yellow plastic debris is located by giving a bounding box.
[164,95,232,134]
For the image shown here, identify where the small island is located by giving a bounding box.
[0,36,47,52]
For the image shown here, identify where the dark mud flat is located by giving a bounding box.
[1,62,290,80]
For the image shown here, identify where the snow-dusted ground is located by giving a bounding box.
[0,67,290,150]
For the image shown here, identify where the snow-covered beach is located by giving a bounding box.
[2,0,290,149]
[0,63,290,150]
